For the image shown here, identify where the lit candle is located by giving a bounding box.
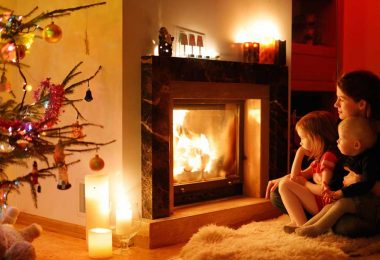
[242,42,251,63]
[115,201,132,235]
[259,38,275,64]
[85,174,110,233]
[88,228,112,259]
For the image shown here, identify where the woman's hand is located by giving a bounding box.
[265,175,289,199]
[322,187,333,204]
[332,190,343,200]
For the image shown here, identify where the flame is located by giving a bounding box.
[173,109,216,180]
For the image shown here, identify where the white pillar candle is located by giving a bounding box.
[88,228,112,259]
[115,201,132,235]
[85,174,110,232]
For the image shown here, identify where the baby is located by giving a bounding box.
[295,116,380,237]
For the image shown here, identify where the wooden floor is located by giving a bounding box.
[31,226,183,260]
[20,197,280,259]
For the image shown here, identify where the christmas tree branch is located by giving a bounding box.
[61,61,84,86]
[65,65,102,93]
[19,2,106,31]
[23,6,39,19]
[64,139,116,150]
[41,122,103,134]
[0,6,12,12]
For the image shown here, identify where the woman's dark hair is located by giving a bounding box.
[337,70,380,120]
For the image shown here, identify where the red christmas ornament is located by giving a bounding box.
[89,154,105,171]
[16,45,26,60]
[0,43,26,61]
[43,22,63,43]
[0,42,15,61]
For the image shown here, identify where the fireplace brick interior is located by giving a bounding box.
[141,56,288,219]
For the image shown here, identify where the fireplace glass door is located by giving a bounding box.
[173,101,243,205]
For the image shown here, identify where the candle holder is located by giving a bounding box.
[113,202,142,255]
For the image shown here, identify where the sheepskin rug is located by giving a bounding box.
[179,215,380,260]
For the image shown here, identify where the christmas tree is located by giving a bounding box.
[0,2,114,209]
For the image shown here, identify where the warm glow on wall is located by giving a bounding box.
[234,19,280,43]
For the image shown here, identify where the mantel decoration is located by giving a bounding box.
[158,27,174,57]
[175,27,206,58]
[0,2,115,211]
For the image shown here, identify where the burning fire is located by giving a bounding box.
[173,109,217,183]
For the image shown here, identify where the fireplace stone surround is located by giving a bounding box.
[141,56,288,220]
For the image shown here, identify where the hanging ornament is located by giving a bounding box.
[0,71,11,93]
[84,28,90,55]
[15,44,26,60]
[84,80,93,102]
[53,139,65,164]
[71,121,85,139]
[16,139,29,149]
[42,22,63,43]
[89,154,105,171]
[30,161,41,193]
[0,42,16,62]
[53,140,71,190]
[57,164,71,190]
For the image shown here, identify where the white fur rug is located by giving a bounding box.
[178,215,380,260]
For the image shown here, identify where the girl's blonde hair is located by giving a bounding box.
[295,111,338,160]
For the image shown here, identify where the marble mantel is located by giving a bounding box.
[141,56,288,219]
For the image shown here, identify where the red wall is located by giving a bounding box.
[342,0,380,76]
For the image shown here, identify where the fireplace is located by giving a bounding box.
[172,101,244,206]
[141,56,288,219]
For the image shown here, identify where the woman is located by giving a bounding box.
[266,70,380,237]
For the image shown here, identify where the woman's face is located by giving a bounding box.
[334,87,367,120]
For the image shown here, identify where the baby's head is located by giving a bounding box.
[337,117,377,156]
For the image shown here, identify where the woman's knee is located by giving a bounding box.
[334,198,355,212]
[278,179,292,194]
[333,214,377,237]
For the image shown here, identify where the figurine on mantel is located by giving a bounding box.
[158,27,174,57]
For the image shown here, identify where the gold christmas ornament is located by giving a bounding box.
[89,154,105,171]
[71,121,85,139]
[43,22,63,43]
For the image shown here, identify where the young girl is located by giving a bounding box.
[278,111,340,231]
